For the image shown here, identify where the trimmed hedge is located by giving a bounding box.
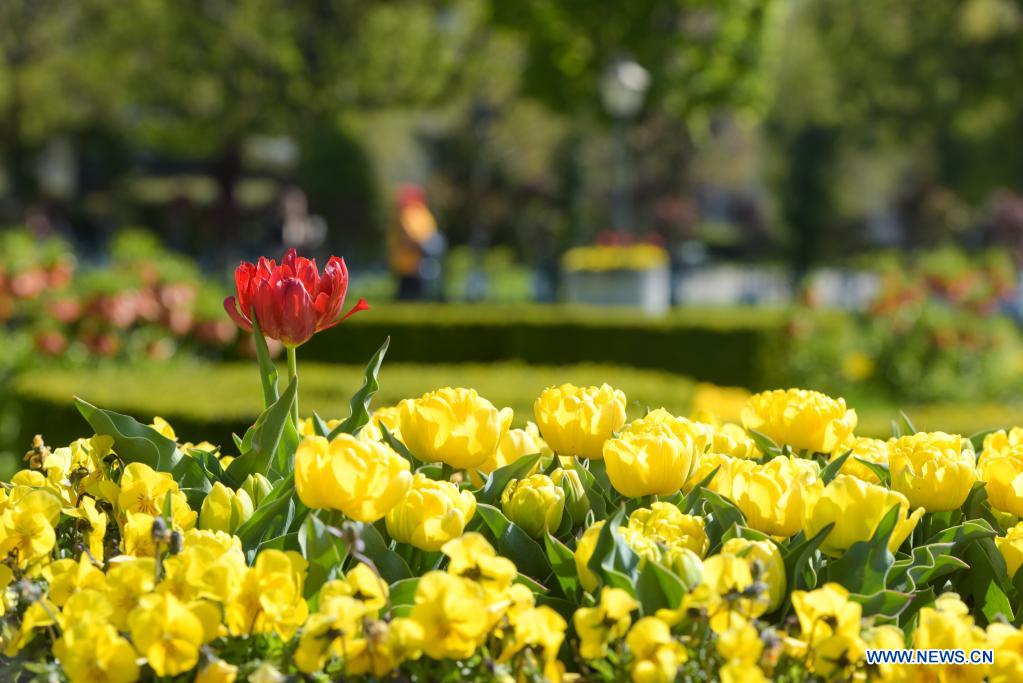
[12,357,1023,457]
[10,361,698,459]
[301,303,795,388]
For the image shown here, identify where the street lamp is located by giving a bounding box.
[600,57,650,234]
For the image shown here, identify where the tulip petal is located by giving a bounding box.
[223,296,253,332]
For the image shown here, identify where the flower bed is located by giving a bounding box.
[3,249,1023,682]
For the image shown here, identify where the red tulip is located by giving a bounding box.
[224,248,367,347]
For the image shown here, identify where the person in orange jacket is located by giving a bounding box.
[389,184,441,300]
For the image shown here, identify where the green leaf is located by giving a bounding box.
[700,489,746,552]
[783,523,833,595]
[748,429,781,456]
[925,518,997,550]
[586,506,641,588]
[682,466,721,514]
[330,337,390,438]
[958,538,1015,624]
[380,424,422,468]
[299,511,348,597]
[574,463,608,520]
[234,473,296,555]
[224,378,298,485]
[389,577,420,608]
[890,419,902,439]
[311,412,332,438]
[823,504,900,594]
[889,542,967,592]
[475,504,551,581]
[74,398,181,471]
[849,590,913,619]
[475,454,543,506]
[635,559,687,615]
[899,411,916,435]
[545,533,581,603]
[251,312,280,408]
[353,521,413,584]
[852,458,890,486]
[820,450,851,484]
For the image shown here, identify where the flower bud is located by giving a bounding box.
[551,467,589,525]
[501,474,566,539]
[199,482,254,534]
[240,472,273,508]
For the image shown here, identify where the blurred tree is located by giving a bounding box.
[102,0,483,239]
[770,0,1023,265]
[491,0,776,246]
[0,0,118,216]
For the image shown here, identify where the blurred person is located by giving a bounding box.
[388,184,443,300]
[281,186,327,252]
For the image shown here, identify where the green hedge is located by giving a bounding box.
[301,304,794,388]
[10,361,698,457]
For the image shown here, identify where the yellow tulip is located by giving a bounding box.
[706,423,761,459]
[501,474,566,538]
[983,427,1023,457]
[889,432,976,512]
[357,405,403,443]
[199,482,253,534]
[386,473,477,551]
[979,445,1023,517]
[533,383,627,459]
[627,502,709,558]
[684,451,759,500]
[295,434,411,522]
[802,474,924,556]
[604,426,700,498]
[551,466,590,523]
[574,521,604,593]
[730,456,822,538]
[831,436,889,484]
[239,473,273,507]
[996,522,1023,579]
[741,388,857,454]
[399,388,501,469]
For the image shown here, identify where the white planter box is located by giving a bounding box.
[562,266,671,315]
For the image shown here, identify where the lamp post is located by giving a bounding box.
[600,57,650,234]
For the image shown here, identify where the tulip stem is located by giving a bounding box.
[287,346,299,427]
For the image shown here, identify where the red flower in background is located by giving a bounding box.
[224,248,367,347]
